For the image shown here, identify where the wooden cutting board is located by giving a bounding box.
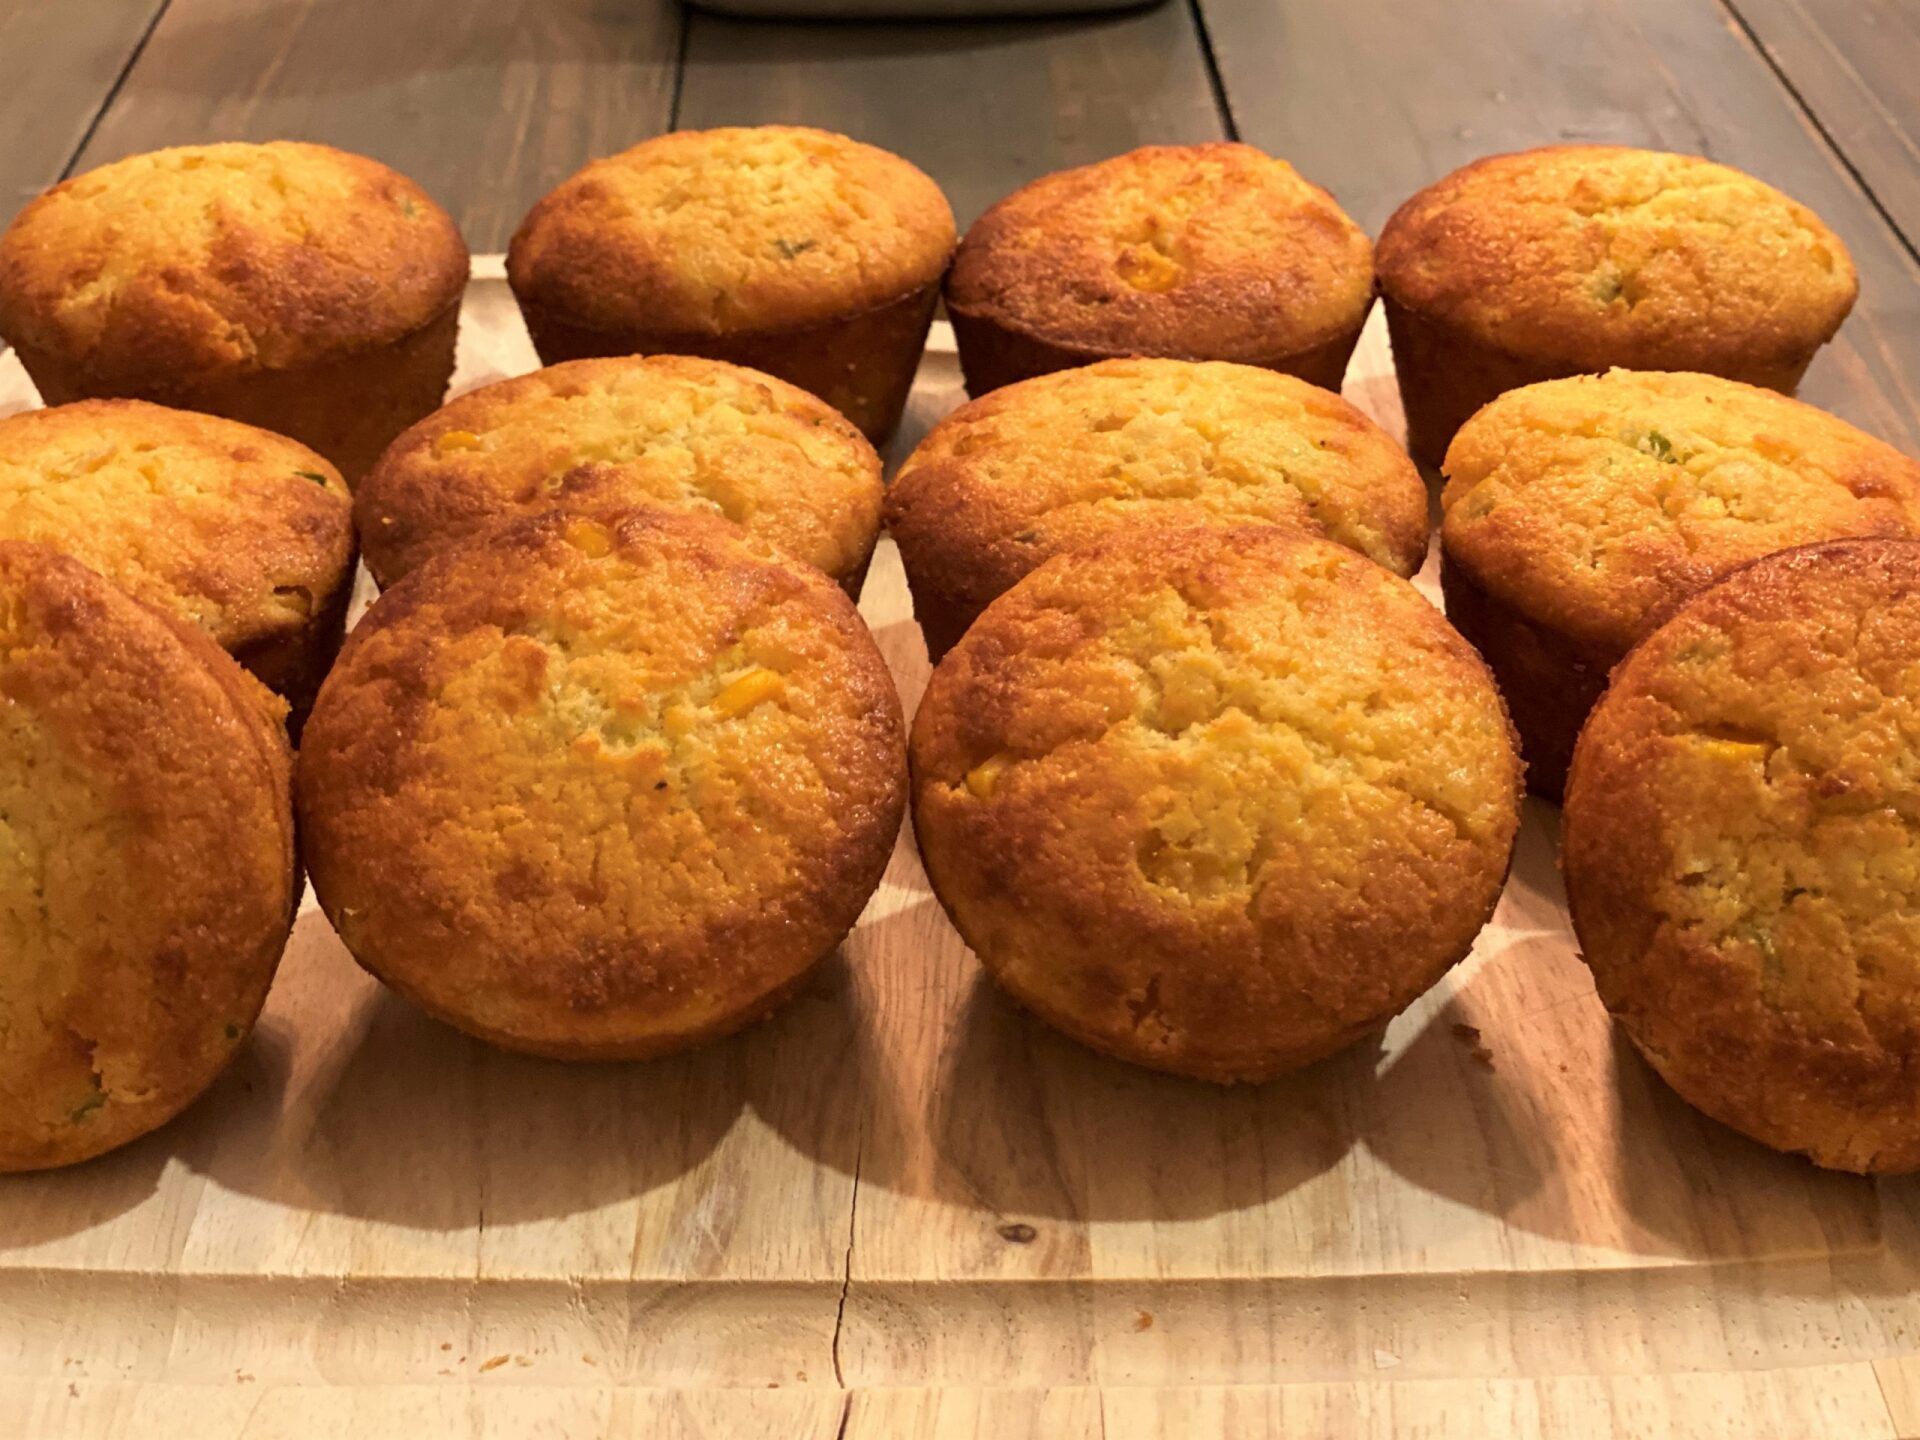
[2,261,1916,1440]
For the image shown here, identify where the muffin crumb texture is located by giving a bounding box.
[947,143,1374,364]
[357,355,882,589]
[297,507,907,1060]
[1565,538,1920,1172]
[888,358,1427,650]
[0,141,468,381]
[1379,146,1856,373]
[1443,370,1920,654]
[0,542,295,1171]
[911,526,1520,1082]
[507,126,955,337]
[0,399,354,686]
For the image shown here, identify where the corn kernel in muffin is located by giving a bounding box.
[0,141,469,480]
[1440,370,1920,798]
[1565,538,1920,1172]
[910,525,1521,1083]
[945,144,1374,398]
[358,355,883,596]
[508,126,955,444]
[887,358,1426,657]
[297,507,907,1060]
[1378,146,1857,464]
[0,542,296,1171]
[0,399,356,724]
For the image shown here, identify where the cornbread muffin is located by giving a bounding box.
[910,525,1521,1082]
[945,144,1374,399]
[298,507,906,1060]
[1441,370,1920,799]
[0,141,469,481]
[0,400,356,724]
[1378,146,1857,466]
[887,358,1427,658]
[357,355,883,596]
[0,542,296,1172]
[507,126,955,445]
[1565,539,1920,1173]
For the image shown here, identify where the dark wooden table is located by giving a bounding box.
[3,0,1915,447]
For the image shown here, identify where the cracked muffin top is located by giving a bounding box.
[0,541,294,1171]
[297,506,907,1060]
[0,400,354,684]
[507,126,955,338]
[910,524,1521,1082]
[1377,146,1856,373]
[946,144,1374,363]
[1442,370,1920,653]
[887,358,1427,645]
[0,142,468,383]
[357,355,883,591]
[1564,538,1920,1172]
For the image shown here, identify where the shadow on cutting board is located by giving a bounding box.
[1364,809,1891,1264]
[1,816,1898,1265]
[743,882,1369,1227]
[1371,986,1891,1260]
[0,1030,295,1248]
[168,907,872,1233]
[919,977,1364,1223]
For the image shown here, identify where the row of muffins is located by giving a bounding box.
[0,127,1863,479]
[7,348,1910,803]
[1,125,1915,1181]
[11,502,1912,1179]
[7,342,1916,1177]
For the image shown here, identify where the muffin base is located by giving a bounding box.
[354,937,832,1063]
[13,303,462,485]
[900,570,974,664]
[947,304,1366,399]
[515,281,940,447]
[229,546,359,740]
[1439,555,1617,803]
[1385,296,1822,470]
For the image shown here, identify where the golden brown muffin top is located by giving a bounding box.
[1564,538,1920,1172]
[0,541,294,1171]
[944,144,1374,363]
[910,525,1520,1081]
[297,507,907,1059]
[0,399,354,665]
[357,355,883,589]
[888,358,1426,633]
[0,141,469,382]
[1377,146,1857,371]
[507,126,955,337]
[1442,370,1920,654]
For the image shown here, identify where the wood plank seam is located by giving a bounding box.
[55,0,175,184]
[1183,0,1242,142]
[1873,1360,1902,1438]
[666,3,694,130]
[1716,0,1920,266]
[833,1140,864,1388]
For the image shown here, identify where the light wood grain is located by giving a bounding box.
[3,1371,1905,1440]
[1,268,1916,1437]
